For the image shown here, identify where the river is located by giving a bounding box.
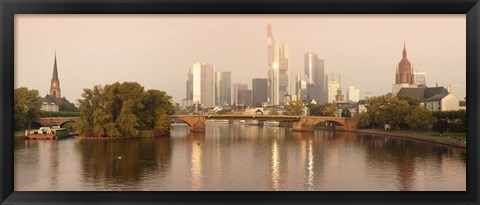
[14,123,466,191]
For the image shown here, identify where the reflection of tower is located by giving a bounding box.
[397,157,415,191]
[191,134,203,190]
[49,51,61,98]
[271,138,280,190]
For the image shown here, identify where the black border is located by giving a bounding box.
[1,0,479,204]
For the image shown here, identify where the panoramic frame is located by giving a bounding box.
[13,14,466,191]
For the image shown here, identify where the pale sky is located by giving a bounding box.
[15,14,466,104]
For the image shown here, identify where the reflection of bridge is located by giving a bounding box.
[170,115,358,133]
[33,117,78,127]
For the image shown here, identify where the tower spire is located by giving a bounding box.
[402,42,407,59]
[50,51,61,98]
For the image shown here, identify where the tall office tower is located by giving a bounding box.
[267,24,291,106]
[414,70,427,87]
[190,62,216,106]
[186,71,193,100]
[233,82,248,104]
[252,78,268,107]
[304,51,325,103]
[325,72,341,103]
[295,74,309,102]
[238,89,253,107]
[328,80,340,103]
[447,84,461,99]
[347,86,360,103]
[392,43,416,96]
[215,71,231,106]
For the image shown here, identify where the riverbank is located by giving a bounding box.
[355,129,466,148]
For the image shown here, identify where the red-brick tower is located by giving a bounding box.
[395,43,415,84]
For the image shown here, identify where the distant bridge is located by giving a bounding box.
[32,115,358,133]
[33,117,78,127]
[170,115,358,133]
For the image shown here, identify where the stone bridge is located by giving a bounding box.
[33,117,78,127]
[170,115,358,133]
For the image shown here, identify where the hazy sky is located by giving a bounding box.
[15,14,466,104]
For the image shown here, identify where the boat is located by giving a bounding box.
[246,120,259,125]
[28,127,69,140]
[233,120,246,125]
[264,121,280,127]
[211,119,230,124]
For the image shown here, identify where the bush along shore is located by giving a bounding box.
[355,129,466,148]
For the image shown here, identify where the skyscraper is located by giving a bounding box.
[392,43,416,96]
[328,80,340,103]
[414,70,427,87]
[233,82,248,104]
[50,52,61,98]
[238,89,253,107]
[215,71,231,106]
[189,62,216,106]
[267,24,291,105]
[347,86,360,102]
[295,74,309,101]
[304,51,325,103]
[252,78,268,107]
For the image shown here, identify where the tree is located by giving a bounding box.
[283,100,304,116]
[433,119,448,136]
[14,87,42,130]
[341,108,351,118]
[320,103,336,117]
[307,104,322,116]
[404,106,436,130]
[365,96,409,130]
[268,110,279,115]
[353,111,371,128]
[74,82,174,138]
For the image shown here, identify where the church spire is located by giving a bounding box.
[402,42,407,59]
[49,50,61,98]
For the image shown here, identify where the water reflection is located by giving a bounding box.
[14,124,466,191]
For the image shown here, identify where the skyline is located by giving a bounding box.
[15,14,466,104]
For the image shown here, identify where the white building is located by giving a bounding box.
[414,70,426,87]
[424,93,460,112]
[327,81,340,103]
[190,62,215,107]
[41,102,59,112]
[347,86,360,103]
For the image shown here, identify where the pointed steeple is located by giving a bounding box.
[402,42,407,59]
[52,50,59,82]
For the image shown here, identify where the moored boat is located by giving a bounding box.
[29,127,69,140]
[264,121,280,127]
[233,120,246,125]
[246,120,259,125]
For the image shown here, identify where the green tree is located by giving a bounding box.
[365,96,409,130]
[307,104,322,116]
[341,108,352,118]
[404,106,436,130]
[74,82,174,138]
[269,110,279,115]
[283,100,304,116]
[14,87,42,130]
[320,103,336,117]
[353,111,371,128]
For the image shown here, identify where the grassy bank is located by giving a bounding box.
[355,129,466,148]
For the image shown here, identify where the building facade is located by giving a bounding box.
[215,71,231,106]
[447,84,461,100]
[414,70,426,87]
[267,24,291,106]
[335,88,345,103]
[327,80,340,103]
[252,78,268,107]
